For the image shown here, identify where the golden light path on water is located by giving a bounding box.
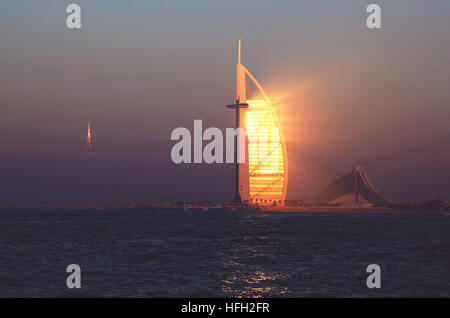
[222,260,290,297]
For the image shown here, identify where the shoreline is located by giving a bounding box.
[0,204,448,213]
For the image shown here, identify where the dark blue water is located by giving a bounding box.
[0,208,448,297]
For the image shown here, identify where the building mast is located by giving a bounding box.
[227,38,249,203]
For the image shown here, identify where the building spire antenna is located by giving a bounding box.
[238,37,242,64]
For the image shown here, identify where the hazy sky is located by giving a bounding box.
[1,0,449,204]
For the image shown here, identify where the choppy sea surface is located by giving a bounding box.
[0,208,448,297]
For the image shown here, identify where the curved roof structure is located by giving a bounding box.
[317,165,398,206]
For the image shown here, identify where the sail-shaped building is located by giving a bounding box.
[227,39,288,206]
[317,165,398,206]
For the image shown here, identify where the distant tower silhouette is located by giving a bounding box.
[87,120,92,153]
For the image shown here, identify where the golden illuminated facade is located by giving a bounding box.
[227,39,288,205]
[247,100,286,204]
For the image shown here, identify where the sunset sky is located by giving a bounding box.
[1,0,450,204]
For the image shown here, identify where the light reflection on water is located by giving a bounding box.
[222,260,291,297]
[0,208,448,297]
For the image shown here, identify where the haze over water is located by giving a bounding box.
[1,1,450,205]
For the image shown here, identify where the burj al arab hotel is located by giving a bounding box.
[227,39,288,206]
